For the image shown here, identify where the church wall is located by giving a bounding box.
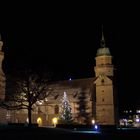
[96,105,115,125]
[0,39,6,124]
[96,85,114,104]
[7,110,48,126]
[0,108,7,124]
[0,80,5,100]
[95,79,115,125]
[32,98,93,125]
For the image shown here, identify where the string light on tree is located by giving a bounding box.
[59,91,73,124]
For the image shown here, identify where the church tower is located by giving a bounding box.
[0,34,7,124]
[94,29,115,125]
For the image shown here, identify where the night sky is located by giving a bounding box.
[1,2,140,110]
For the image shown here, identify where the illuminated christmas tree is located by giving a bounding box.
[59,92,73,124]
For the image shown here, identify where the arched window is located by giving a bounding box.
[54,105,59,114]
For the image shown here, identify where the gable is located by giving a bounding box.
[94,75,113,85]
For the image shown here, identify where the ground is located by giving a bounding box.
[1,125,140,140]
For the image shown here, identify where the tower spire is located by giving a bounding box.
[101,25,105,48]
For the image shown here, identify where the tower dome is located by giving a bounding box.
[96,47,111,56]
[96,27,111,56]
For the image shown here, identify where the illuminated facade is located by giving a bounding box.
[0,35,7,123]
[0,32,117,126]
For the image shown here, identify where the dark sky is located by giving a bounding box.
[1,2,140,110]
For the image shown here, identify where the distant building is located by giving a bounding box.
[119,109,140,127]
[0,30,118,126]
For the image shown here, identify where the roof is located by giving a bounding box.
[45,77,97,102]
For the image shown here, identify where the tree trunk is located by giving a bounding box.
[27,77,32,127]
[28,106,32,127]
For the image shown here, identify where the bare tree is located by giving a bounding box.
[1,69,51,126]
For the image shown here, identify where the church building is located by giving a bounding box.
[0,31,117,126]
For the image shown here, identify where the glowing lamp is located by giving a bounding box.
[136,118,140,122]
[91,119,95,125]
[94,124,98,130]
[52,117,58,127]
[69,78,72,81]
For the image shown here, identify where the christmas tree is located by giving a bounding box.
[59,91,73,124]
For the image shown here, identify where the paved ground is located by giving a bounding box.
[1,125,140,140]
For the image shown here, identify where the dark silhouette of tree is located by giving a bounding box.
[1,69,51,126]
[76,87,90,124]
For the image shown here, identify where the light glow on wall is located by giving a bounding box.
[37,117,42,126]
[52,117,58,127]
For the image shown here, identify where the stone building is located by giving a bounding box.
[0,35,7,124]
[0,31,117,126]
